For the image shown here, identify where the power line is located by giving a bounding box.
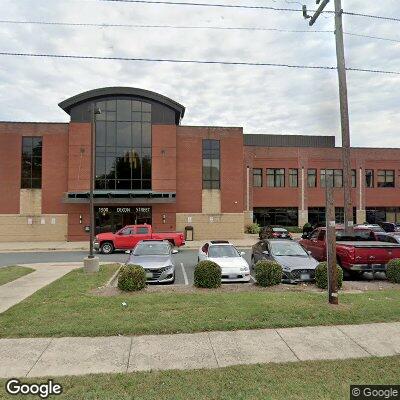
[0,51,399,75]
[95,0,308,12]
[95,0,400,23]
[0,19,332,33]
[2,19,399,43]
[344,32,400,44]
[343,11,400,23]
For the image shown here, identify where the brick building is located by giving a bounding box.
[0,87,399,242]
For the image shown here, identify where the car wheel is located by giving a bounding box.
[100,242,114,254]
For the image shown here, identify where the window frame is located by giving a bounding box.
[252,168,263,187]
[365,169,374,188]
[307,169,317,188]
[266,168,285,188]
[321,169,343,188]
[202,139,220,190]
[377,169,395,188]
[21,136,42,189]
[289,168,298,188]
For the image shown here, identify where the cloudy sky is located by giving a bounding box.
[0,0,399,147]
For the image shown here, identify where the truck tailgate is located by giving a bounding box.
[338,241,400,264]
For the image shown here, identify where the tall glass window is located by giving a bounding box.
[266,169,285,187]
[253,168,262,187]
[21,137,42,189]
[365,169,374,188]
[95,99,152,190]
[307,169,317,188]
[203,139,220,189]
[351,169,356,188]
[289,169,298,188]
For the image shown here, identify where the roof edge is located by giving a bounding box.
[58,87,185,118]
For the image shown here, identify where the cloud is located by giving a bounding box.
[0,0,399,147]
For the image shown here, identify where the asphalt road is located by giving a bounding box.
[0,249,254,285]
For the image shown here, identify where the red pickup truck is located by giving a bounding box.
[300,227,400,276]
[94,224,185,254]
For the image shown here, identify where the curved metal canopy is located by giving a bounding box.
[58,86,185,119]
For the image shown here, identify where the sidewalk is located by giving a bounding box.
[1,322,399,378]
[0,235,266,253]
[0,263,80,313]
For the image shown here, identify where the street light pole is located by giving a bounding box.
[84,103,101,272]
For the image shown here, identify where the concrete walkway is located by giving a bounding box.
[1,322,399,378]
[0,263,80,313]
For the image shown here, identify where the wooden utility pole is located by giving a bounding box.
[334,0,353,235]
[326,181,338,305]
[304,0,354,235]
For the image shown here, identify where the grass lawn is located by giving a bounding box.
[0,356,399,399]
[0,266,34,286]
[0,264,400,338]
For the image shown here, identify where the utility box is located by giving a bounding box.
[185,226,194,241]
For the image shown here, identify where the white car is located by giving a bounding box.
[198,241,251,283]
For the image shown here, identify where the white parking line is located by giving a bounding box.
[180,262,189,285]
[250,275,256,283]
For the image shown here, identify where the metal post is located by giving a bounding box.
[326,179,338,305]
[89,103,95,258]
[334,0,353,235]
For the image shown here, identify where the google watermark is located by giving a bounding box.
[5,379,62,398]
[351,386,400,400]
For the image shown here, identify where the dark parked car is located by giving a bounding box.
[259,226,292,240]
[251,239,318,283]
[380,222,400,233]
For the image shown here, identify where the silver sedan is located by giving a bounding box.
[126,240,177,284]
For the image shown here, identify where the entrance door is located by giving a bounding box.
[95,206,152,234]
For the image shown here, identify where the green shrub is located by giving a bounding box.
[386,259,400,283]
[286,226,303,233]
[118,265,146,292]
[245,223,261,234]
[194,261,221,288]
[315,262,343,290]
[255,260,282,287]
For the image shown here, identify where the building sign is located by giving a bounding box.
[98,207,151,215]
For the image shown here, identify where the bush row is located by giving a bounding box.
[117,258,400,291]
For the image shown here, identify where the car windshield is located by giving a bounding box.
[208,245,239,258]
[133,243,170,256]
[270,242,308,257]
[273,228,287,233]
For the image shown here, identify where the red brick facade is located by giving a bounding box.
[1,88,399,242]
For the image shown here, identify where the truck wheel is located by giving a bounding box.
[168,239,175,247]
[100,242,114,254]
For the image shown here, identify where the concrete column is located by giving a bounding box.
[299,210,309,228]
[357,167,366,224]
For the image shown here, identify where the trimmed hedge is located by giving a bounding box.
[194,261,221,288]
[315,262,343,290]
[118,265,146,292]
[386,258,400,283]
[255,260,282,287]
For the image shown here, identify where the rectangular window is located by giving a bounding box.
[21,137,42,189]
[351,169,356,188]
[202,139,220,189]
[365,169,374,188]
[289,169,298,188]
[307,169,317,188]
[253,168,262,187]
[266,168,285,187]
[321,169,343,188]
[253,207,298,227]
[377,170,395,188]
